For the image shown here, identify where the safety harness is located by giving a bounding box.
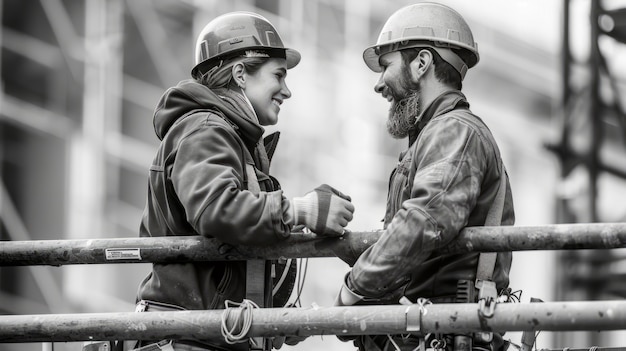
[474,162,508,344]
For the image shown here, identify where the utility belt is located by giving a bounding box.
[352,332,497,351]
[375,333,496,351]
[423,279,506,351]
[356,278,512,351]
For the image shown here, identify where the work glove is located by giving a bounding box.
[292,184,355,236]
[272,303,309,349]
[272,335,309,349]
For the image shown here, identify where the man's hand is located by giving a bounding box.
[292,184,355,236]
[272,335,308,349]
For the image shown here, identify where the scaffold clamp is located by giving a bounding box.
[405,304,421,333]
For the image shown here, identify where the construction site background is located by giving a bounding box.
[1,0,626,350]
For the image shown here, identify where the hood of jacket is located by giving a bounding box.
[152,79,264,145]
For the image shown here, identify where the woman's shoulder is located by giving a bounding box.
[173,109,238,133]
[163,109,242,150]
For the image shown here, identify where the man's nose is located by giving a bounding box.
[374,75,385,94]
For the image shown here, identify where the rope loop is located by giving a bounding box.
[220,299,260,344]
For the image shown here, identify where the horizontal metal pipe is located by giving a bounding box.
[1,222,626,266]
[1,301,625,343]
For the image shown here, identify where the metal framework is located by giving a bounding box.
[2,301,626,343]
[0,226,626,350]
[551,0,626,345]
[0,223,626,266]
[3,0,626,349]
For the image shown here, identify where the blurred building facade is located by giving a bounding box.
[1,0,625,350]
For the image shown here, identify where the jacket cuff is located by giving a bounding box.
[335,274,364,306]
[268,190,291,239]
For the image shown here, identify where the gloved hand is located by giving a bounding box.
[292,184,355,236]
[272,335,309,349]
[272,303,309,348]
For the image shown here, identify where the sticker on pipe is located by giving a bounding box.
[105,248,142,260]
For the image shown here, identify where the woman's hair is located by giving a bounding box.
[196,55,269,89]
[400,48,462,90]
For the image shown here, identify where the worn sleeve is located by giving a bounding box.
[171,122,291,246]
[349,116,489,298]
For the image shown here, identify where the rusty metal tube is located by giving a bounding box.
[1,301,625,343]
[1,222,626,266]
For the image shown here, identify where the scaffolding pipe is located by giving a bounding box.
[0,301,625,343]
[1,223,626,266]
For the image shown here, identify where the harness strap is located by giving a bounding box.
[246,260,269,350]
[474,163,507,344]
[476,163,507,283]
[234,121,272,351]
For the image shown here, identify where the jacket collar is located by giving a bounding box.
[408,90,470,146]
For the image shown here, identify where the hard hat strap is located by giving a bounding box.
[431,47,468,80]
[376,41,468,80]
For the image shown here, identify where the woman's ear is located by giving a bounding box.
[232,63,246,89]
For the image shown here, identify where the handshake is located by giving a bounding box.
[292,184,355,237]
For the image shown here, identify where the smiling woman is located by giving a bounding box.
[132,11,355,351]
[232,57,291,126]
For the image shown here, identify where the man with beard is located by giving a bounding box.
[335,3,514,351]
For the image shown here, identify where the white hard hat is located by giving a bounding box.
[363,2,479,80]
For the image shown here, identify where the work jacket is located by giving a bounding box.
[136,80,294,350]
[348,90,514,303]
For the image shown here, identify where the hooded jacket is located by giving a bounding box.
[348,91,514,303]
[136,79,294,349]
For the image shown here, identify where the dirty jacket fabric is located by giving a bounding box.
[348,90,514,303]
[136,79,294,350]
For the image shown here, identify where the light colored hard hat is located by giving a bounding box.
[191,12,301,78]
[363,2,479,80]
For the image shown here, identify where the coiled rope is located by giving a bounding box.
[220,299,259,344]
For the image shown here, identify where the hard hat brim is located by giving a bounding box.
[285,48,301,69]
[363,46,382,73]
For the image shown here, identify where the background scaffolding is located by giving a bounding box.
[1,0,625,349]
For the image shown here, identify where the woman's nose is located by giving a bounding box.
[282,81,292,99]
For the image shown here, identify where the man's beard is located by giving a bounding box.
[386,91,420,139]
